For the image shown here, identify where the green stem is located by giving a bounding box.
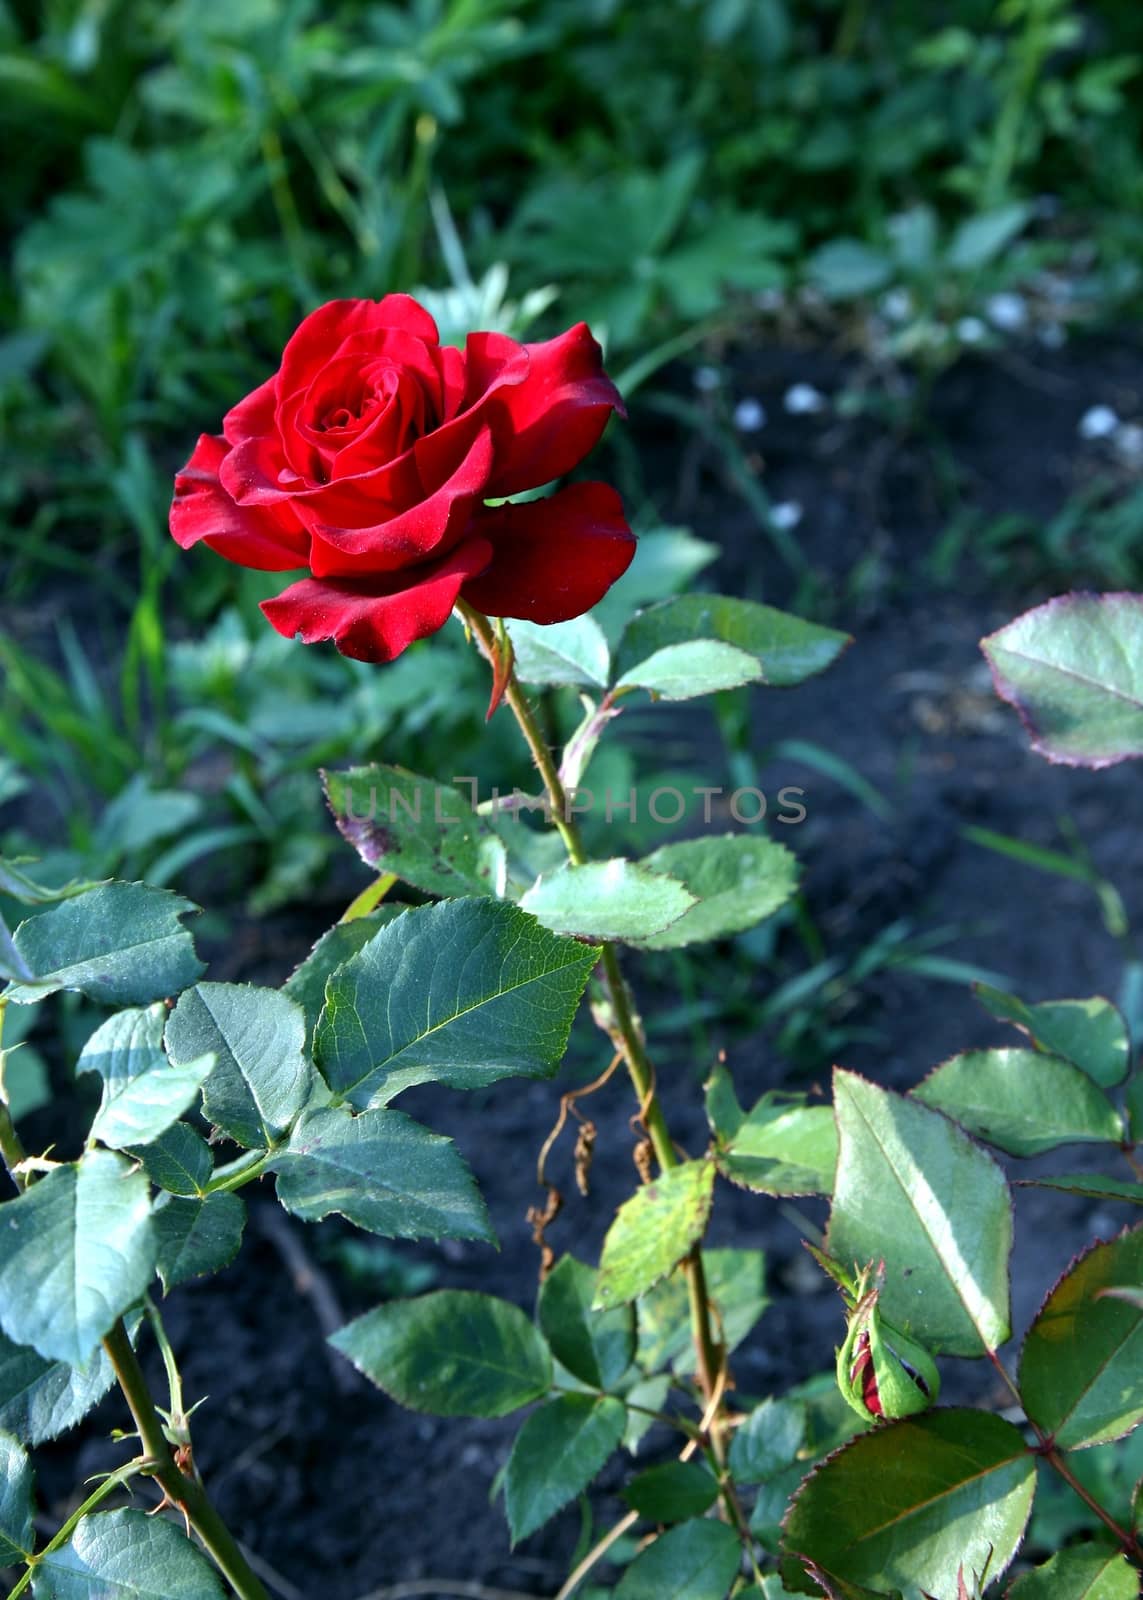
[204,1148,275,1195]
[7,1458,148,1599]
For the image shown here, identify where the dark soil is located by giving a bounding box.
[21,332,1143,1599]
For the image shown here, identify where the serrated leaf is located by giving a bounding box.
[781,1409,1035,1600]
[974,986,1129,1088]
[623,1373,670,1453]
[622,1459,719,1523]
[0,1151,154,1366]
[728,1396,808,1483]
[31,1507,226,1598]
[314,900,598,1109]
[79,1006,214,1149]
[330,1290,552,1416]
[538,1255,635,1389]
[1005,1541,1139,1598]
[505,1393,625,1544]
[595,1161,715,1310]
[282,909,404,1036]
[982,593,1143,767]
[1019,1225,1143,1449]
[1015,1174,1143,1205]
[274,1105,492,1243]
[127,1122,213,1198]
[707,1066,836,1196]
[912,1048,1122,1157]
[521,860,696,942]
[165,983,312,1149]
[635,835,798,950]
[616,639,764,699]
[323,765,507,899]
[153,1193,245,1293]
[4,883,203,1006]
[0,1332,119,1446]
[613,1516,741,1599]
[826,1071,1012,1356]
[0,1431,34,1562]
[507,616,610,687]
[617,596,849,698]
[637,1248,768,1373]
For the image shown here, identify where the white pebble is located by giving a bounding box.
[692,365,720,393]
[1078,404,1120,441]
[881,287,913,323]
[986,292,1028,331]
[733,397,767,432]
[770,501,803,531]
[1113,422,1143,462]
[784,383,826,415]
[955,316,986,345]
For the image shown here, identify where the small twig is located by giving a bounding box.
[552,1509,639,1600]
[255,1204,358,1395]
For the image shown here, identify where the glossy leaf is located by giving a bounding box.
[153,1193,245,1292]
[521,859,696,942]
[728,1396,808,1484]
[538,1255,635,1390]
[1019,1225,1143,1449]
[315,900,598,1108]
[30,1507,226,1598]
[1006,1542,1140,1598]
[617,596,850,696]
[982,593,1143,768]
[282,909,403,1035]
[80,1006,214,1150]
[0,1331,119,1446]
[612,1516,741,1599]
[781,1409,1035,1600]
[127,1122,213,1198]
[330,1290,552,1417]
[274,1105,492,1243]
[0,1151,153,1365]
[635,835,798,950]
[323,765,507,899]
[826,1071,1012,1356]
[707,1065,836,1196]
[1016,1173,1143,1206]
[616,638,764,699]
[165,983,312,1149]
[595,1161,715,1309]
[974,985,1129,1087]
[507,616,610,687]
[637,1248,769,1373]
[505,1393,625,1544]
[4,883,203,1006]
[0,1431,34,1562]
[913,1048,1122,1157]
[622,1459,719,1523]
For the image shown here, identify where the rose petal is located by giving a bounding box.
[276,295,440,422]
[222,374,277,449]
[260,535,492,664]
[170,434,310,571]
[307,423,495,577]
[460,482,635,623]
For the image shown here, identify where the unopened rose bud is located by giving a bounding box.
[836,1275,939,1423]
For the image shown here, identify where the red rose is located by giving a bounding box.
[170,296,635,662]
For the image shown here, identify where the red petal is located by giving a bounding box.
[169,434,309,572]
[260,536,492,663]
[276,296,440,419]
[483,323,625,497]
[222,374,277,448]
[308,424,495,577]
[460,482,635,623]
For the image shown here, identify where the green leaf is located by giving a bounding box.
[612,1517,741,1599]
[521,860,696,942]
[707,1066,836,1196]
[617,596,849,698]
[128,1122,213,1198]
[622,1373,670,1453]
[0,1431,34,1562]
[0,1332,120,1446]
[826,1070,1012,1356]
[153,1193,245,1293]
[592,526,719,646]
[282,910,404,1036]
[982,594,1143,768]
[806,239,895,299]
[538,1255,635,1390]
[622,1459,719,1523]
[912,1048,1122,1157]
[974,985,1129,1088]
[596,1161,715,1310]
[4,884,203,1006]
[1018,1225,1143,1449]
[0,1151,154,1366]
[1006,1542,1140,1598]
[1016,1174,1143,1205]
[314,900,598,1109]
[31,1507,226,1598]
[946,203,1030,271]
[330,1290,552,1417]
[322,765,507,899]
[616,639,764,699]
[728,1396,808,1484]
[507,616,610,688]
[165,983,312,1149]
[635,835,798,950]
[505,1393,625,1544]
[637,1248,768,1373]
[274,1105,492,1243]
[79,1006,214,1150]
[781,1409,1036,1600]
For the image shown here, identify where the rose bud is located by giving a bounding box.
[836,1279,940,1423]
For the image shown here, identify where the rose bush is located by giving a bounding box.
[169,295,635,661]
